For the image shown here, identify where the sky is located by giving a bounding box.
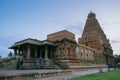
[0,0,120,58]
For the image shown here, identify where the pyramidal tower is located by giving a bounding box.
[78,12,114,65]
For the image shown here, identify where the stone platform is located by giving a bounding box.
[0,69,71,80]
[0,68,115,80]
[0,65,108,80]
[39,68,115,80]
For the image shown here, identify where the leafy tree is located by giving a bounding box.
[114,54,120,65]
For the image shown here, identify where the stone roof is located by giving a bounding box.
[9,38,56,49]
[40,40,56,46]
[47,30,75,41]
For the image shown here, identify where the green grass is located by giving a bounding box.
[71,69,120,80]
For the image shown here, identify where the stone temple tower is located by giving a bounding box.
[78,12,114,66]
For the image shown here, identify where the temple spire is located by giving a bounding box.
[81,12,105,38]
[87,11,96,18]
[78,12,111,52]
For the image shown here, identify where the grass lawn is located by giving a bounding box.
[70,69,120,80]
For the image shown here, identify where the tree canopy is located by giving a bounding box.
[114,54,120,65]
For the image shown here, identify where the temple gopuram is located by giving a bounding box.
[0,12,114,70]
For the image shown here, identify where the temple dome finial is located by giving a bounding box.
[88,11,96,18]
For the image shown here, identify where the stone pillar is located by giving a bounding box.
[22,48,26,58]
[40,49,42,58]
[52,48,55,59]
[50,48,53,59]
[21,48,24,57]
[45,46,48,59]
[65,47,68,59]
[35,48,37,59]
[27,45,31,58]
[14,48,17,56]
[18,49,21,56]
[83,53,85,60]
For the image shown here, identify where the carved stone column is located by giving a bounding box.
[44,46,53,68]
[50,48,53,59]
[14,48,17,56]
[18,49,21,56]
[45,46,48,59]
[39,49,42,58]
[27,45,31,58]
[22,48,26,58]
[35,48,37,59]
[65,46,68,59]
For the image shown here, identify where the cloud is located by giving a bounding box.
[65,23,84,42]
[0,46,9,52]
[112,42,120,55]
[66,24,83,34]
[110,40,120,55]
[111,40,120,44]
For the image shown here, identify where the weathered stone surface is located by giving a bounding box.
[78,12,114,66]
[0,70,71,80]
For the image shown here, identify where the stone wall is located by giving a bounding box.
[55,39,76,60]
[0,57,18,69]
[76,44,106,66]
[78,34,101,50]
[54,38,79,68]
[47,30,75,41]
[76,44,94,66]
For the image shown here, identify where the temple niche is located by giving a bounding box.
[0,12,114,70]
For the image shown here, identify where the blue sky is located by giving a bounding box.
[0,0,120,57]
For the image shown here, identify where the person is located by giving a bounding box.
[16,58,20,69]
[36,57,42,68]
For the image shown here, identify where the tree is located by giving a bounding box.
[8,52,13,58]
[114,54,120,65]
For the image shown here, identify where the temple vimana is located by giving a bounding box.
[0,12,114,70]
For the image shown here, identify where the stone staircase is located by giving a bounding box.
[42,59,60,69]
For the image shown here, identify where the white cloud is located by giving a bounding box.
[94,9,120,55]
[112,42,120,55]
